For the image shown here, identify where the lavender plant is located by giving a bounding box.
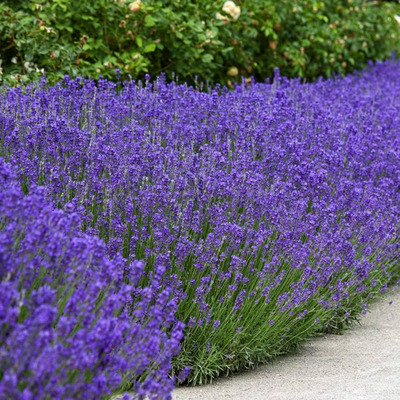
[0,159,183,399]
[1,59,400,387]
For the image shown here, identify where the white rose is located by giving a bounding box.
[23,61,34,73]
[222,1,241,21]
[129,0,142,13]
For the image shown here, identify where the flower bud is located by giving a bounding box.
[227,66,239,77]
[269,41,277,50]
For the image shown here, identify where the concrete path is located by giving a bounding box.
[173,287,400,400]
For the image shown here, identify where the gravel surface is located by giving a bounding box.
[173,287,400,400]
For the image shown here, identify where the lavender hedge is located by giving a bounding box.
[1,59,400,392]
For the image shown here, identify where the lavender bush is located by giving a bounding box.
[1,58,400,389]
[0,159,183,399]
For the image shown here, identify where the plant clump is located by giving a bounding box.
[0,159,184,399]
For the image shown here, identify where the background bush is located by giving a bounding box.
[1,0,400,86]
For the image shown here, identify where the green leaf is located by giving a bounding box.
[136,36,143,48]
[144,43,156,53]
[144,15,156,27]
[221,46,234,54]
[202,54,213,63]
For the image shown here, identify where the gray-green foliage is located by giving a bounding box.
[1,0,400,84]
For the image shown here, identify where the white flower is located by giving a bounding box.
[23,61,34,73]
[216,12,229,22]
[395,15,400,25]
[128,0,142,13]
[222,1,241,21]
[11,56,18,64]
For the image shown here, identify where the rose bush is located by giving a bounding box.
[0,0,400,85]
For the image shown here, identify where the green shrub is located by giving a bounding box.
[1,0,400,85]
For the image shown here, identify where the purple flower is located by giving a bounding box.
[213,320,221,331]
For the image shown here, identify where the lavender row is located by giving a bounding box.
[1,59,400,387]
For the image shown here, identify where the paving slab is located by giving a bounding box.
[173,287,400,400]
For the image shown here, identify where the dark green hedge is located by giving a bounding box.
[1,0,400,85]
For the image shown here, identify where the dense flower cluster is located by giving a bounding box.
[0,160,183,399]
[1,59,400,389]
